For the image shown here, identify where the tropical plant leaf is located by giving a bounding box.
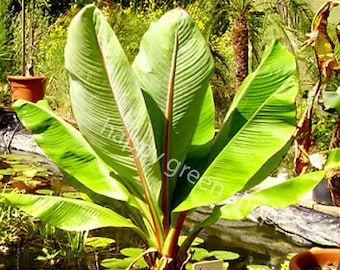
[219,170,324,220]
[65,5,162,207]
[184,170,323,238]
[64,5,164,241]
[325,148,340,170]
[132,8,214,218]
[2,193,136,231]
[175,41,298,211]
[188,84,215,159]
[242,140,292,190]
[13,99,130,202]
[323,90,340,113]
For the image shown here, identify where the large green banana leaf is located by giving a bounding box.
[323,90,340,112]
[2,194,137,231]
[64,5,164,236]
[195,149,338,226]
[132,8,215,216]
[325,148,340,169]
[13,99,130,203]
[219,171,325,219]
[181,170,324,243]
[175,41,299,211]
[4,5,329,267]
[65,5,162,210]
[188,85,215,159]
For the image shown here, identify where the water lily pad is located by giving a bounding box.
[247,265,271,270]
[85,237,115,248]
[191,247,212,261]
[0,154,43,163]
[120,247,144,257]
[210,250,239,260]
[101,257,132,269]
[101,256,147,269]
[23,169,38,178]
[35,189,54,195]
[0,168,15,175]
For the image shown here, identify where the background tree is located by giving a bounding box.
[208,0,314,88]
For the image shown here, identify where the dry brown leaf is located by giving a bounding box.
[301,1,340,80]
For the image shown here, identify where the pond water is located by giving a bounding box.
[0,219,311,270]
[0,150,321,270]
[185,212,313,270]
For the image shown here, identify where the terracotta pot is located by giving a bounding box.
[289,249,340,270]
[7,75,45,103]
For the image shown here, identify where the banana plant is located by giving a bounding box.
[3,5,325,270]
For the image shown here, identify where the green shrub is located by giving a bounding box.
[0,0,12,81]
[34,11,71,119]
